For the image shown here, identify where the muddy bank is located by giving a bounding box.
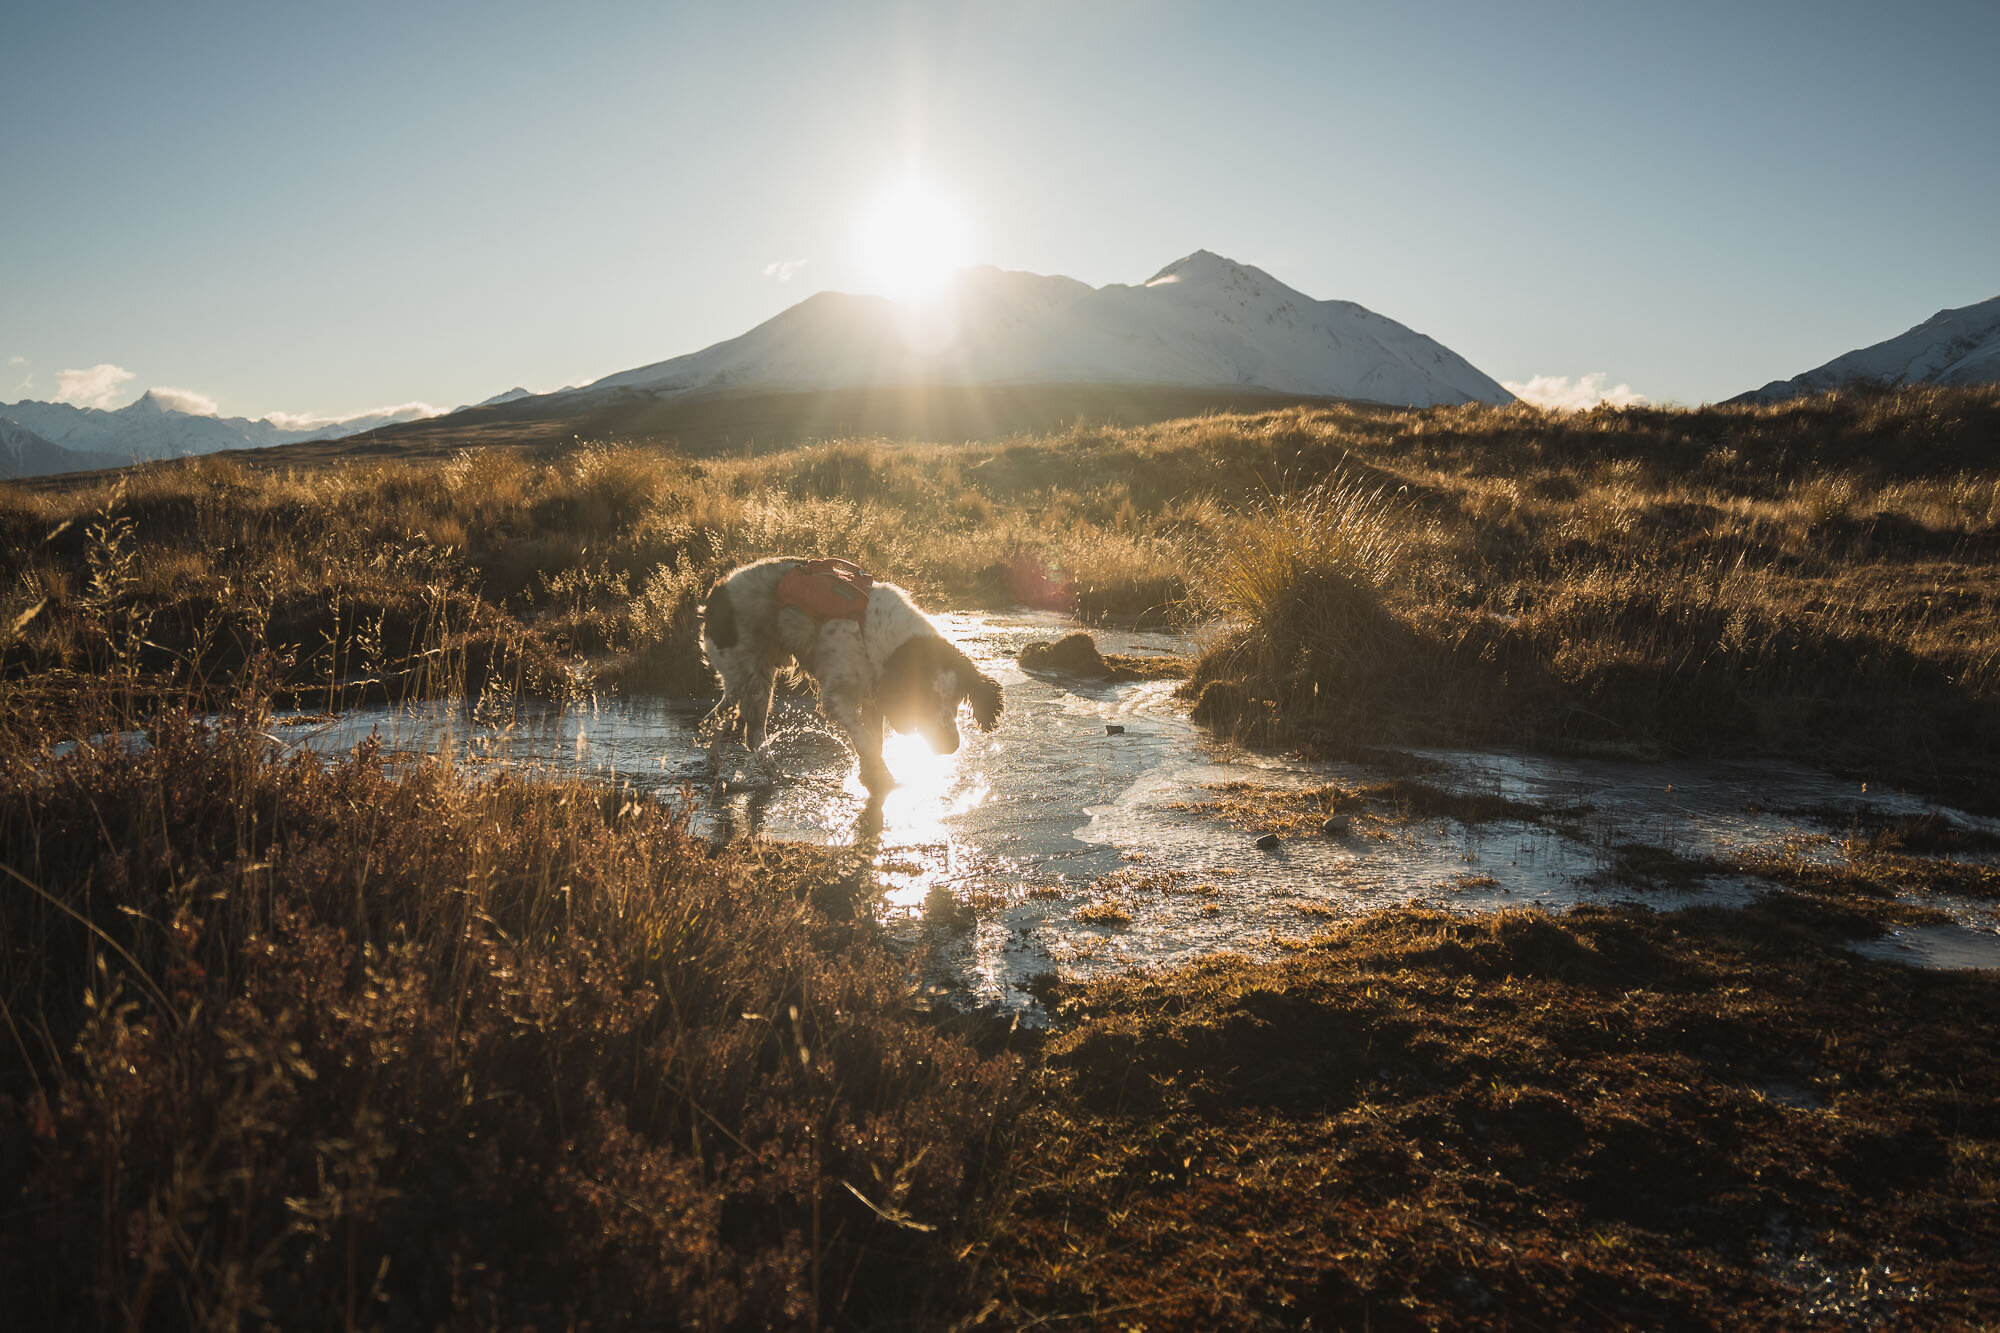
[970,901,2000,1329]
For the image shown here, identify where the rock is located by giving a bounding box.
[1020,632,1186,682]
[1105,724,1125,735]
[1255,833,1280,851]
[1020,632,1114,676]
[1322,815,1350,837]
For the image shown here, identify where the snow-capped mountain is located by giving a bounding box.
[0,391,438,465]
[1,416,115,478]
[1731,294,2000,404]
[582,251,1511,408]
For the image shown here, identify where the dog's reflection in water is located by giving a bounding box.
[706,781,776,846]
[705,778,889,855]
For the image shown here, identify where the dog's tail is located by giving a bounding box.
[702,579,738,649]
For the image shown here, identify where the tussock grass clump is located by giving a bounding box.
[1189,473,1409,625]
[0,707,1017,1329]
[1182,474,1431,738]
[1170,386,2000,806]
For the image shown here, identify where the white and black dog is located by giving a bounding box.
[699,557,1003,794]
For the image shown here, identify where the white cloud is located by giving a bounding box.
[265,401,441,431]
[763,258,807,282]
[1502,372,1648,411]
[150,386,220,416]
[6,356,24,367]
[57,363,136,409]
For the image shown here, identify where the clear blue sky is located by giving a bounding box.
[5,0,1997,417]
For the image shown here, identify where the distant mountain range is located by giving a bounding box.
[0,417,108,478]
[0,390,440,478]
[1730,294,2000,404]
[581,250,1512,409]
[15,260,1999,480]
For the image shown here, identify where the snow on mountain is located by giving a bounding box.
[1,416,115,478]
[0,391,439,463]
[1731,294,2000,404]
[583,251,1512,409]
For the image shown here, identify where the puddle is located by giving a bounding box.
[1849,924,2000,971]
[276,612,2000,1011]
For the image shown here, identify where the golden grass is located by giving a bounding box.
[5,382,1999,800]
[6,384,2000,1326]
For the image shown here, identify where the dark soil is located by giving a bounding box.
[968,900,2000,1330]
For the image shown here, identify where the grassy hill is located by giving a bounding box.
[8,383,1998,802]
[219,380,1352,471]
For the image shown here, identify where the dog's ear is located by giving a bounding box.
[964,669,1004,732]
[877,635,937,731]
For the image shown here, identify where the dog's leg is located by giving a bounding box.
[740,665,777,752]
[822,688,892,795]
[808,620,891,794]
[859,701,889,794]
[703,642,758,793]
[702,673,737,793]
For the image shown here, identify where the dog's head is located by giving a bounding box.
[879,635,1004,755]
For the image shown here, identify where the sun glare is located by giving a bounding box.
[854,181,971,301]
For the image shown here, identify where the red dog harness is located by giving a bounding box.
[776,557,874,625]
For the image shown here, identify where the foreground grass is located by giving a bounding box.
[5,720,1996,1328]
[0,711,1015,1329]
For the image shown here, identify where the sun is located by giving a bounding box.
[854,181,971,301]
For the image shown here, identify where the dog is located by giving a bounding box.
[699,557,1004,795]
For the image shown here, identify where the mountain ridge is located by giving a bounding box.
[1730,294,2000,404]
[0,393,438,469]
[1,415,117,479]
[576,251,1511,409]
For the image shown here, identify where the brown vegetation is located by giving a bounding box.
[1170,386,2000,810]
[0,704,1016,1329]
[970,902,2000,1329]
[9,383,1997,803]
[4,385,1999,1326]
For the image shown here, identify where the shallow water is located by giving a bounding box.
[279,612,2000,1009]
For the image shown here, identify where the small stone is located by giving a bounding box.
[1255,833,1280,851]
[1105,724,1125,735]
[1322,815,1350,837]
